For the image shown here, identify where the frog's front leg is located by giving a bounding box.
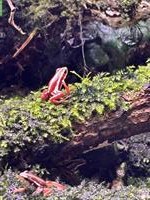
[41,89,50,101]
[13,187,27,194]
[62,81,70,95]
[32,186,44,196]
[13,175,30,194]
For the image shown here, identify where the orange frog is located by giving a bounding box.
[41,67,70,104]
[14,170,66,197]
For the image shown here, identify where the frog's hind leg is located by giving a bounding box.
[49,91,66,104]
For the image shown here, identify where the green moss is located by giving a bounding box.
[0,64,150,163]
[16,0,85,29]
[17,0,142,26]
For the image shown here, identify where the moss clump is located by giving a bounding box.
[13,0,142,30]
[13,0,85,30]
[0,64,150,166]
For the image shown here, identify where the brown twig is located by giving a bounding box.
[6,0,26,35]
[12,28,38,58]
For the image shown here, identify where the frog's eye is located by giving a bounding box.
[63,67,68,72]
[56,68,60,72]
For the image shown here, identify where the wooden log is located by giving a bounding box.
[55,86,150,163]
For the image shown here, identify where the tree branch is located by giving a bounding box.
[6,0,26,35]
[12,28,37,58]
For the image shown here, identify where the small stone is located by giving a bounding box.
[105,9,121,17]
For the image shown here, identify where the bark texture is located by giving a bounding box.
[55,87,150,163]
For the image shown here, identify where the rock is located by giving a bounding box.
[123,133,150,176]
[80,18,150,72]
[85,41,110,70]
[105,8,121,17]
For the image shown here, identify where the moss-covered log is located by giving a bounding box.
[0,64,150,172]
[55,85,150,163]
